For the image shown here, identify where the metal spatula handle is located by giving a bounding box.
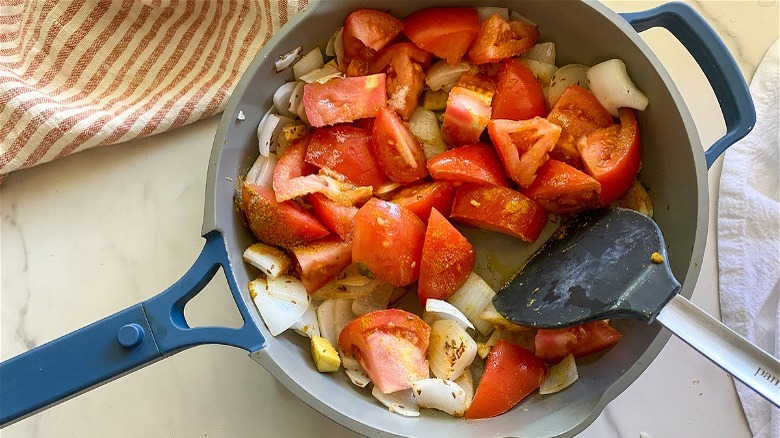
[657,294,780,406]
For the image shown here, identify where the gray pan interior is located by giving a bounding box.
[203,1,708,437]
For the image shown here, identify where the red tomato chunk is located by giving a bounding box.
[303,74,387,127]
[535,321,623,363]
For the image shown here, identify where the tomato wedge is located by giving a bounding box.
[535,321,623,363]
[306,125,388,190]
[343,9,403,76]
[418,208,475,304]
[450,185,547,243]
[402,7,480,65]
[488,117,562,188]
[546,84,614,169]
[389,180,455,223]
[522,159,602,214]
[440,73,495,146]
[427,142,510,187]
[309,193,358,240]
[241,182,329,248]
[467,14,539,65]
[492,58,548,121]
[339,309,431,394]
[369,42,433,120]
[578,108,641,205]
[303,74,387,127]
[372,106,429,184]
[290,236,353,294]
[464,340,546,419]
[352,198,426,286]
[273,135,316,201]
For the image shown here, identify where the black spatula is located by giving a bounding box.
[493,208,779,406]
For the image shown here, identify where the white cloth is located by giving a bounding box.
[718,39,780,438]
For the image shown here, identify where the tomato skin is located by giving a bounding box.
[389,180,455,223]
[535,321,623,363]
[467,14,539,65]
[488,117,562,188]
[464,340,546,419]
[306,125,388,191]
[402,7,480,65]
[352,198,426,286]
[547,85,614,169]
[522,159,602,214]
[372,106,429,184]
[418,209,475,304]
[343,9,403,76]
[309,193,358,240]
[492,58,548,121]
[450,185,547,243]
[241,182,329,248]
[427,142,510,187]
[290,236,353,294]
[303,74,387,127]
[578,108,641,205]
[441,73,495,146]
[369,43,432,120]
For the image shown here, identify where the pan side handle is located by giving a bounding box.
[620,2,756,168]
[0,231,265,427]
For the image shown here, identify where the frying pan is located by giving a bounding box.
[0,1,756,437]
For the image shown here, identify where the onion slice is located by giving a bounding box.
[293,47,325,81]
[326,26,342,57]
[245,153,278,188]
[447,272,496,335]
[412,379,470,417]
[242,241,290,278]
[428,319,477,381]
[345,369,371,387]
[510,10,538,27]
[372,387,420,417]
[518,58,558,87]
[424,299,474,330]
[548,64,589,108]
[476,7,509,21]
[523,42,556,65]
[425,60,471,91]
[257,113,294,157]
[587,58,648,116]
[249,277,309,336]
[352,283,395,316]
[409,107,448,159]
[292,303,321,338]
[273,82,298,117]
[275,45,302,72]
[539,354,578,394]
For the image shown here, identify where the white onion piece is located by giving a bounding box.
[273,82,297,117]
[293,47,324,81]
[447,272,496,335]
[333,27,345,71]
[424,299,474,330]
[242,241,290,279]
[548,64,590,108]
[345,368,371,387]
[612,180,653,217]
[372,387,420,417]
[287,81,305,117]
[352,283,395,316]
[266,275,309,303]
[454,368,474,407]
[412,379,470,417]
[373,181,401,197]
[249,278,309,336]
[300,61,343,84]
[425,60,470,91]
[479,301,530,333]
[540,354,578,394]
[523,42,556,65]
[518,58,558,87]
[409,107,448,159]
[510,10,538,27]
[476,7,509,21]
[340,352,362,371]
[428,320,477,381]
[316,299,339,348]
[587,58,649,117]
[275,45,302,72]
[292,303,321,338]
[258,113,295,157]
[245,153,278,188]
[326,26,342,57]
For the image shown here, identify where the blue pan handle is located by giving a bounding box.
[620,2,756,168]
[0,231,265,427]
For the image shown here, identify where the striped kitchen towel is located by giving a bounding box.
[0,0,308,179]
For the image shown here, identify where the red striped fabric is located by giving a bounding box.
[0,0,309,178]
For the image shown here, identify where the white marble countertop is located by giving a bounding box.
[2,1,778,437]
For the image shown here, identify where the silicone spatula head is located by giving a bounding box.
[493,208,681,328]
